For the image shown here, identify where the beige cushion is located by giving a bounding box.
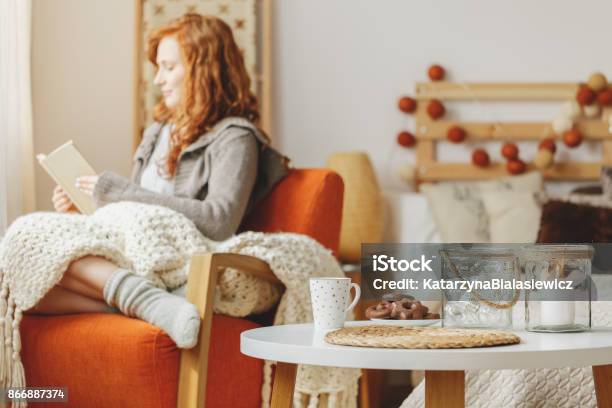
[481,190,541,243]
[420,172,542,243]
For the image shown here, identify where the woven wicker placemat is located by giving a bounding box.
[325,325,520,349]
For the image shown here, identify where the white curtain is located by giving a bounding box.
[0,0,36,235]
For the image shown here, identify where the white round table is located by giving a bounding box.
[240,321,612,408]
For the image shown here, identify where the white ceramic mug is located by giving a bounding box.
[309,277,361,330]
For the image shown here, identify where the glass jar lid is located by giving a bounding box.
[441,245,515,259]
[519,244,594,260]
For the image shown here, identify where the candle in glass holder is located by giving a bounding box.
[522,244,592,333]
[540,301,575,326]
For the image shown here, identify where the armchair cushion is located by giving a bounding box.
[21,313,263,408]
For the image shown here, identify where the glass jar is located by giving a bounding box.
[520,244,593,332]
[440,246,518,330]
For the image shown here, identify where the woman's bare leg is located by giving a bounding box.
[57,272,102,300]
[24,255,120,314]
[28,254,200,348]
[58,255,119,300]
[26,286,109,315]
[62,255,120,299]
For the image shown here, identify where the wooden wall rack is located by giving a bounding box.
[414,82,612,182]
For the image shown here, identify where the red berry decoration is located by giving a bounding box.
[563,129,583,148]
[576,86,596,106]
[397,131,416,148]
[426,99,445,120]
[428,64,445,81]
[538,138,557,154]
[398,96,417,113]
[501,143,519,160]
[598,89,612,106]
[472,149,490,167]
[446,126,467,143]
[507,159,526,175]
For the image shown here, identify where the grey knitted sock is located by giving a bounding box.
[103,269,200,348]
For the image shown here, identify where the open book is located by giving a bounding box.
[37,140,97,214]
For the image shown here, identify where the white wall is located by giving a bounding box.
[32,0,134,211]
[272,0,612,189]
[31,0,612,209]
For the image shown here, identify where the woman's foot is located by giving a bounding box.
[103,269,201,348]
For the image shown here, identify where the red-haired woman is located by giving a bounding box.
[38,14,288,349]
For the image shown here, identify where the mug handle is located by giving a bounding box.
[344,283,361,313]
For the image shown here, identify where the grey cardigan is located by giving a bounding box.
[92,117,289,240]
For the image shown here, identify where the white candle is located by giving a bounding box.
[540,301,575,326]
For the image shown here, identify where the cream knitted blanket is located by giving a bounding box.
[0,202,360,408]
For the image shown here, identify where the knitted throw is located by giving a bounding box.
[0,202,360,408]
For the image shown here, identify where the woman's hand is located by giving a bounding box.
[75,175,99,196]
[52,185,79,213]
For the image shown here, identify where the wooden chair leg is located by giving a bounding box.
[271,362,297,408]
[425,370,465,408]
[177,252,281,408]
[177,253,218,408]
[593,365,612,408]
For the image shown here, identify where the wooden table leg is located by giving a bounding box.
[359,370,371,408]
[271,362,297,408]
[425,370,465,408]
[593,365,612,408]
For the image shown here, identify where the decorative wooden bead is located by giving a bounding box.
[563,129,583,148]
[588,72,608,92]
[446,126,466,143]
[538,138,557,154]
[428,65,445,81]
[552,115,574,135]
[534,149,554,169]
[560,100,582,120]
[583,104,601,118]
[398,96,417,113]
[501,143,519,160]
[472,149,490,167]
[426,99,445,120]
[598,89,612,106]
[576,85,596,106]
[507,158,526,175]
[397,131,416,148]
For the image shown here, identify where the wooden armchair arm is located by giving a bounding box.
[177,252,282,408]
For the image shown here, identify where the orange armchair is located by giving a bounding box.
[21,168,344,408]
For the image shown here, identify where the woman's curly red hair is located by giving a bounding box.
[148,13,259,176]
